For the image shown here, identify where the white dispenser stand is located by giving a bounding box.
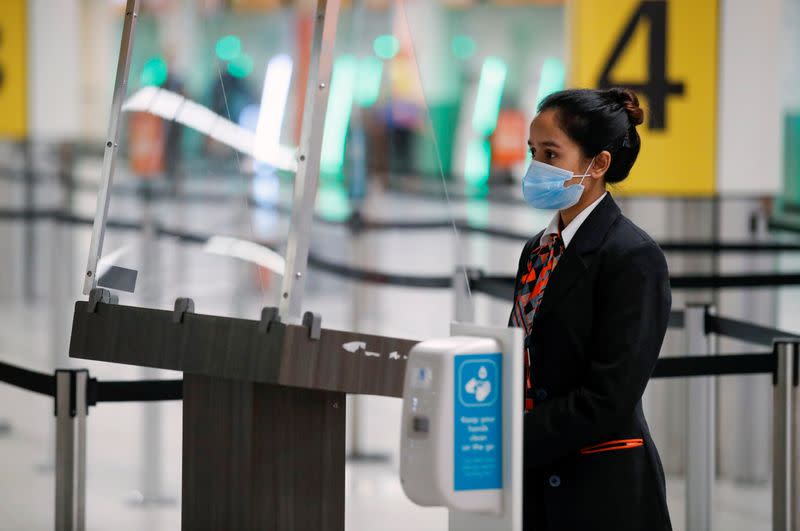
[400,323,523,531]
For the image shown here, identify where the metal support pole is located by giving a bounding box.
[452,232,476,324]
[348,221,366,459]
[278,0,341,323]
[54,369,88,531]
[772,340,799,531]
[130,189,173,505]
[685,303,715,531]
[731,205,776,482]
[132,374,174,505]
[44,142,78,469]
[346,220,388,463]
[22,139,35,299]
[452,266,475,324]
[347,393,389,462]
[83,0,140,294]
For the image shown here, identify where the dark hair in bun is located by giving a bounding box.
[538,87,644,184]
[608,87,644,126]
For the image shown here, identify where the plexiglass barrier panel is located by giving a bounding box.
[85,0,559,329]
[86,2,367,319]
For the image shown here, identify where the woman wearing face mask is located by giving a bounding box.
[509,88,672,531]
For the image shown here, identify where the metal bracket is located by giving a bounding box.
[259,307,281,333]
[87,288,118,313]
[54,369,90,417]
[302,311,322,341]
[173,298,195,324]
[698,302,715,335]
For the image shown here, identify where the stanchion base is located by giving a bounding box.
[346,451,391,464]
[126,491,177,507]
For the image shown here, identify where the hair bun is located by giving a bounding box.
[607,87,644,127]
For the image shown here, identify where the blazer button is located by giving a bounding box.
[536,388,548,401]
[548,475,561,488]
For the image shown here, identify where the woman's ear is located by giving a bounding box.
[590,150,612,180]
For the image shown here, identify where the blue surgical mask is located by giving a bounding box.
[522,157,596,210]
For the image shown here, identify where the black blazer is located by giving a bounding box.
[508,193,672,531]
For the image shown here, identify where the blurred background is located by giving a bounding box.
[0,0,799,529]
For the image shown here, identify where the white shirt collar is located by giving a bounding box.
[540,192,608,248]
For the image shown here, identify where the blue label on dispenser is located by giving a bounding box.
[453,352,502,491]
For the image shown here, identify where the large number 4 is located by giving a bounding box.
[597,0,685,131]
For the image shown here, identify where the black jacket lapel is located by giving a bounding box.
[533,193,621,322]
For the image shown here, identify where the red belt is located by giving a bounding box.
[579,438,644,455]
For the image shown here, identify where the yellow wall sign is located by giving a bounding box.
[0,0,27,139]
[568,0,717,196]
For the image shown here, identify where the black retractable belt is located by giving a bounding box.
[671,272,800,289]
[157,226,208,244]
[0,360,55,397]
[307,253,453,288]
[707,315,800,347]
[470,274,514,299]
[0,351,787,399]
[659,241,800,252]
[652,353,774,379]
[93,379,183,403]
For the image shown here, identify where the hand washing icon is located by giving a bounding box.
[464,365,492,403]
[458,358,498,407]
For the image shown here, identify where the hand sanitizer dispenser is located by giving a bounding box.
[400,323,523,531]
[400,335,504,514]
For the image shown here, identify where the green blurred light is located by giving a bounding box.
[535,57,566,107]
[227,53,254,78]
[316,183,351,222]
[373,35,400,60]
[354,56,383,107]
[215,35,241,61]
[472,57,507,137]
[140,56,168,87]
[321,55,357,176]
[451,35,476,60]
[464,139,491,187]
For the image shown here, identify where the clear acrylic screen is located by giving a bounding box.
[89,0,557,331]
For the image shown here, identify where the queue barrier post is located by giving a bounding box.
[685,303,715,531]
[346,215,390,463]
[54,369,88,531]
[134,380,174,505]
[772,339,799,531]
